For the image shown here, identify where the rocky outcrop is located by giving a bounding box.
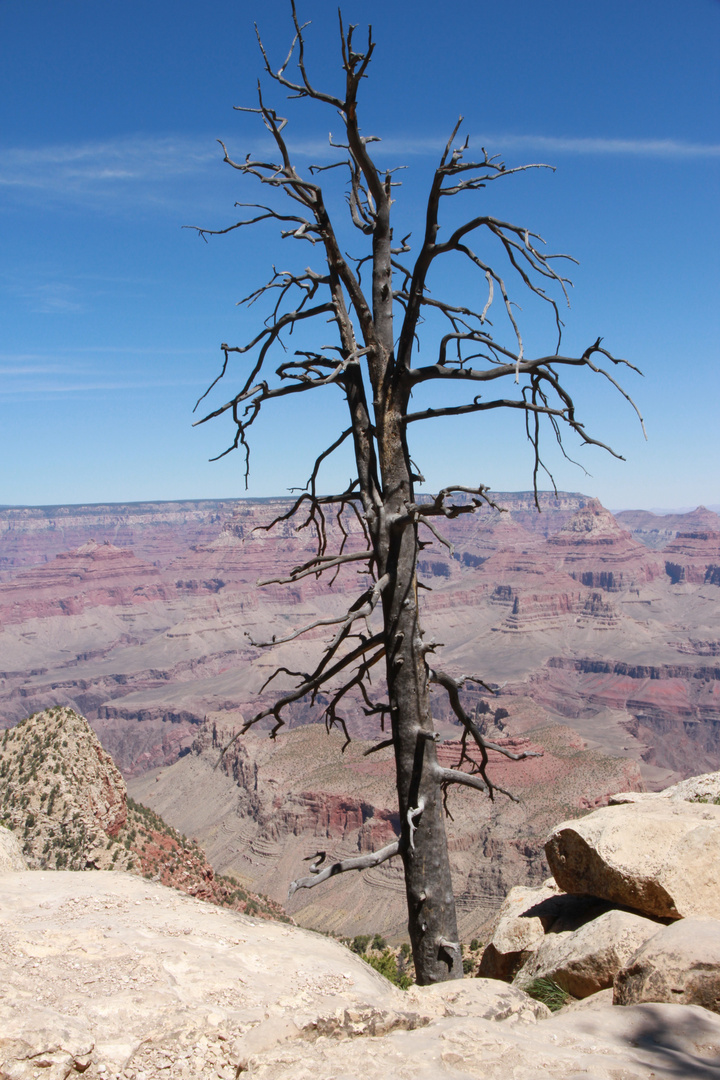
[514,908,662,999]
[615,505,720,550]
[0,540,171,624]
[475,769,720,1015]
[546,500,664,591]
[614,917,720,1012]
[0,707,286,921]
[663,529,720,584]
[0,825,26,871]
[545,800,720,919]
[0,706,129,869]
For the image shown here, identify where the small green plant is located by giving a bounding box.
[363,949,412,990]
[470,938,481,952]
[350,934,371,955]
[371,933,387,952]
[523,977,569,1012]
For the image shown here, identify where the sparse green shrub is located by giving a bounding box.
[350,934,371,955]
[364,949,412,990]
[523,977,569,1012]
[371,933,387,952]
[470,938,481,952]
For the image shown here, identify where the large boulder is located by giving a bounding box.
[545,800,720,918]
[513,908,662,999]
[614,917,720,1013]
[478,881,617,982]
[0,825,27,871]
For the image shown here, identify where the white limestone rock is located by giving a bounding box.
[0,1006,93,1080]
[614,916,720,1013]
[513,908,662,998]
[545,800,720,918]
[477,881,561,981]
[610,769,720,805]
[477,880,615,982]
[0,825,27,872]
[4,870,720,1079]
[405,978,550,1022]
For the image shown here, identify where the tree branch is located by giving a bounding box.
[429,668,541,801]
[288,838,399,897]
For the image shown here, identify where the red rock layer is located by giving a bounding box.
[546,500,664,591]
[663,531,720,585]
[0,541,171,624]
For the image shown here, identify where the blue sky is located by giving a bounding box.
[1,0,718,511]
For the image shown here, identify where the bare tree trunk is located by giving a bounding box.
[375,415,461,982]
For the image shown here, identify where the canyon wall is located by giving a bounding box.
[3,492,720,934]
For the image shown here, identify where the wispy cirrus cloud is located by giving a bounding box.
[0,135,224,215]
[0,135,217,189]
[475,134,720,159]
[0,347,207,398]
[1,130,717,205]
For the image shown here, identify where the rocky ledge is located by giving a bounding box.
[480,768,720,1024]
[2,869,720,1079]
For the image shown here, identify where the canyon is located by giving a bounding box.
[2,492,719,935]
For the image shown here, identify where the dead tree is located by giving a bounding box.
[190,5,643,984]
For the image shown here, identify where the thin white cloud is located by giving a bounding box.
[285,132,720,160]
[1,129,717,188]
[477,134,720,158]
[0,379,201,396]
[0,135,218,190]
[1,130,716,213]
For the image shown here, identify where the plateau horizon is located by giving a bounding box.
[1,493,720,517]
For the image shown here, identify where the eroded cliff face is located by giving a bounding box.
[529,658,720,776]
[1,494,719,795]
[663,530,720,585]
[128,711,642,940]
[615,505,720,549]
[0,499,239,575]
